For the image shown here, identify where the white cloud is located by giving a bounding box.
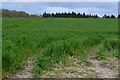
[2,0,119,2]
[2,2,118,16]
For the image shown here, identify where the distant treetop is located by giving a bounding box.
[1,9,117,18]
[1,9,41,17]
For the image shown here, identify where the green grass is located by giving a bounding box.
[0,17,2,79]
[96,37,119,60]
[2,18,118,77]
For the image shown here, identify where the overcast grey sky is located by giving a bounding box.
[2,2,118,16]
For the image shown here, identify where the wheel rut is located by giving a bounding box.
[13,56,34,78]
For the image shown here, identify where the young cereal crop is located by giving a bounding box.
[2,18,118,77]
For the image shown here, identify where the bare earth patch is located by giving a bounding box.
[13,56,34,78]
[41,58,98,78]
[40,46,118,78]
[12,46,118,78]
[87,57,118,78]
[40,56,118,78]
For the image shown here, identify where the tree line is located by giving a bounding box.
[1,9,119,18]
[42,12,117,18]
[1,9,41,17]
[43,12,99,18]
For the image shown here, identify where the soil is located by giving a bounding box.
[13,46,118,78]
[40,46,118,78]
[13,56,34,78]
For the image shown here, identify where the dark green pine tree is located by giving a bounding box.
[83,13,86,18]
[118,14,120,18]
[42,12,47,17]
[111,15,115,18]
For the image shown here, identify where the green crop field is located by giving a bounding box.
[2,18,119,77]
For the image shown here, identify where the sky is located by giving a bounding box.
[2,2,118,16]
[2,0,119,2]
